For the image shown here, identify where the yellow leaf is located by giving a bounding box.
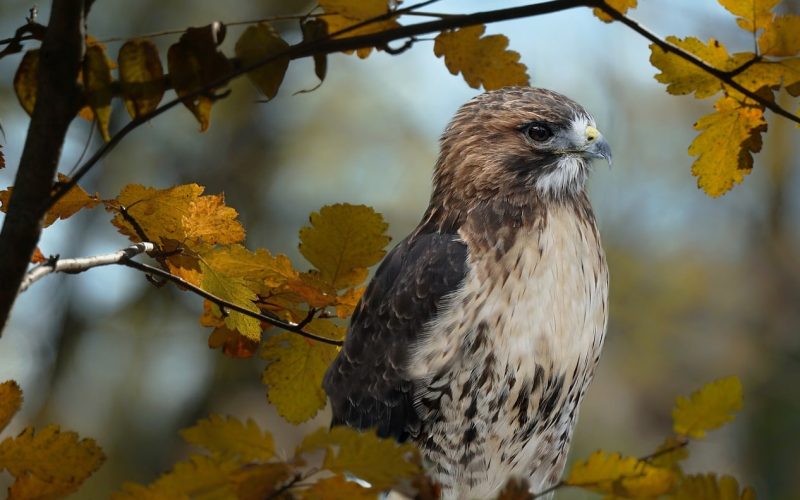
[261,333,337,424]
[0,380,22,434]
[297,427,421,491]
[688,98,767,197]
[203,244,298,295]
[565,450,677,497]
[434,25,530,91]
[14,50,38,115]
[119,39,165,119]
[113,455,237,500]
[299,204,390,290]
[1,174,101,227]
[201,262,262,341]
[230,463,292,500]
[303,319,346,343]
[108,183,245,247]
[0,425,105,485]
[235,23,290,100]
[673,376,743,438]
[670,473,756,500]
[286,271,338,309]
[300,476,377,499]
[83,44,114,141]
[733,58,800,96]
[758,14,800,56]
[650,37,736,98]
[181,415,275,462]
[593,0,638,23]
[8,471,88,500]
[718,0,779,32]
[167,25,232,131]
[319,0,399,58]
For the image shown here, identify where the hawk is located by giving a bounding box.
[323,87,611,498]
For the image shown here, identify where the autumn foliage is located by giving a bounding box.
[0,0,796,497]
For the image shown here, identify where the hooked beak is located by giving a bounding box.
[583,125,612,166]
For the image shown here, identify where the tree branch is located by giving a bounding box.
[0,0,87,334]
[18,242,343,346]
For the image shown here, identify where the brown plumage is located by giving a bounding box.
[324,87,611,498]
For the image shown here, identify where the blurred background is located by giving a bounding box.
[1,0,799,497]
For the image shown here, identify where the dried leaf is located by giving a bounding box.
[208,326,260,358]
[1,174,101,227]
[167,24,232,131]
[201,261,262,341]
[758,14,800,56]
[119,39,165,119]
[235,23,290,100]
[434,25,529,90]
[181,415,274,463]
[335,286,364,318]
[0,425,105,487]
[301,19,328,85]
[673,376,743,438]
[670,473,756,500]
[319,0,399,58]
[31,247,47,264]
[261,333,338,424]
[299,204,390,290]
[718,0,779,32]
[300,476,376,499]
[565,450,677,497]
[14,50,38,115]
[593,0,638,23]
[0,380,22,433]
[83,44,114,141]
[108,183,245,247]
[689,97,767,196]
[297,427,421,491]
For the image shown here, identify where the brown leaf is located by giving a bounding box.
[14,50,38,115]
[30,247,47,264]
[235,23,290,100]
[0,380,23,434]
[1,174,101,227]
[0,144,5,169]
[301,19,328,84]
[230,463,293,500]
[119,39,165,119]
[83,44,114,141]
[208,326,260,358]
[167,24,232,131]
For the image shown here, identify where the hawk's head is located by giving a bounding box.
[432,87,611,205]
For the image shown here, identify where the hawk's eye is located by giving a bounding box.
[525,123,553,142]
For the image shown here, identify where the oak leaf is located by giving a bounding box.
[300,476,376,499]
[261,333,338,424]
[0,380,22,433]
[13,50,38,115]
[235,23,290,100]
[670,473,756,500]
[718,0,779,32]
[434,25,530,91]
[119,39,166,118]
[688,97,767,196]
[319,0,399,58]
[113,454,237,500]
[83,44,114,141]
[181,414,275,462]
[200,261,262,341]
[108,183,245,247]
[0,425,105,493]
[758,14,800,57]
[593,0,638,23]
[673,376,743,438]
[565,450,676,497]
[167,25,232,131]
[299,204,390,290]
[297,427,421,491]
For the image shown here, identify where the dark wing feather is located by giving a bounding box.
[323,231,468,441]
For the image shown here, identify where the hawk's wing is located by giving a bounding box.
[323,231,468,441]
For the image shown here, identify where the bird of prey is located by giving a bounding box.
[323,87,611,499]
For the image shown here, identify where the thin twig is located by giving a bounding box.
[19,242,155,292]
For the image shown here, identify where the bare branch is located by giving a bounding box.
[19,242,155,292]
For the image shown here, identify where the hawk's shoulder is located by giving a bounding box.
[323,229,468,441]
